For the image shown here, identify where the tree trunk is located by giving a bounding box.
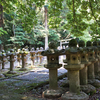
[0,5,3,51]
[0,5,3,27]
[44,5,48,50]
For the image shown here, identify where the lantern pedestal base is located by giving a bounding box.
[80,84,96,94]
[88,79,100,88]
[19,68,28,71]
[95,75,100,80]
[1,69,8,72]
[7,71,17,74]
[16,65,21,68]
[61,91,89,100]
[42,89,62,99]
[0,74,5,78]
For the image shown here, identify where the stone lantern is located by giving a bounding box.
[38,47,44,65]
[86,41,100,87]
[1,50,6,71]
[61,39,88,100]
[78,40,96,94]
[7,49,17,74]
[19,48,28,71]
[30,47,36,67]
[42,41,62,99]
[36,48,39,63]
[0,52,5,78]
[16,49,21,68]
[93,41,100,80]
[97,41,100,75]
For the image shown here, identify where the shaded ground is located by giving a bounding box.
[0,70,100,100]
[0,56,100,100]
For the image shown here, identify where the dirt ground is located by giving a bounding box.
[24,78,100,100]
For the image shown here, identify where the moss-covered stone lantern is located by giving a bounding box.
[7,49,17,74]
[86,41,100,87]
[42,41,62,99]
[30,47,36,67]
[36,47,39,63]
[38,47,44,65]
[97,41,100,75]
[16,49,21,68]
[93,41,100,80]
[79,40,96,94]
[19,48,28,71]
[61,39,89,100]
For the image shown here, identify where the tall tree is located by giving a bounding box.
[0,4,3,27]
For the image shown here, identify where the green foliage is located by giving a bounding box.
[1,0,100,46]
[7,25,28,49]
[0,28,8,36]
[49,29,60,42]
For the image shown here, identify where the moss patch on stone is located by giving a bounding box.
[78,40,85,47]
[69,39,77,47]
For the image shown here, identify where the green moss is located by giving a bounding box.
[89,89,96,95]
[49,41,57,49]
[13,83,38,94]
[86,41,92,47]
[98,41,100,46]
[69,39,77,47]
[93,41,98,46]
[78,40,85,47]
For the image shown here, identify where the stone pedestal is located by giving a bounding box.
[19,48,28,71]
[43,64,62,98]
[36,47,44,65]
[30,48,36,68]
[62,91,89,100]
[97,41,100,76]
[86,41,100,88]
[36,48,39,63]
[62,64,88,100]
[42,41,62,99]
[16,49,21,68]
[7,49,17,74]
[61,39,89,100]
[93,41,100,80]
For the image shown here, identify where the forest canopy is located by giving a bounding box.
[0,0,100,49]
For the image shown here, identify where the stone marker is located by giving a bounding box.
[42,41,62,99]
[93,41,100,80]
[30,47,36,67]
[7,49,17,74]
[16,49,21,68]
[78,40,96,94]
[86,41,100,88]
[61,39,89,100]
[38,47,44,65]
[36,48,39,63]
[95,41,100,78]
[19,48,28,71]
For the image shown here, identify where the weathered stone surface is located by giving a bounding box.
[64,64,84,71]
[19,48,28,71]
[80,84,96,94]
[61,91,89,100]
[7,71,17,74]
[88,79,100,88]
[42,89,62,99]
[0,74,5,78]
[19,68,28,71]
[42,41,62,99]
